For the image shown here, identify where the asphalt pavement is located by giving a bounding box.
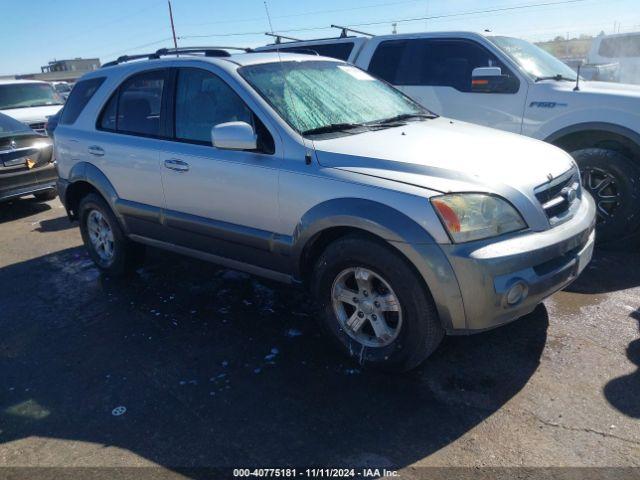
[0,197,638,478]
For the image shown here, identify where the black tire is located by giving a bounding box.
[311,234,444,372]
[78,193,144,276]
[572,148,640,247]
[33,189,57,202]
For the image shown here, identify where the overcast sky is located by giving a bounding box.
[3,0,639,75]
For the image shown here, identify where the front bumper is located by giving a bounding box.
[0,163,57,202]
[439,193,596,332]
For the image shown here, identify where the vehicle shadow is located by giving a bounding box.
[0,198,51,224]
[564,247,640,295]
[33,215,76,233]
[0,246,548,471]
[603,309,640,418]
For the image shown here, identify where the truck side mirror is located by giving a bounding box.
[211,121,257,151]
[471,67,518,94]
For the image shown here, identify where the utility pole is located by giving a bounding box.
[168,0,178,50]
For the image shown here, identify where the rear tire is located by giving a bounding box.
[78,193,144,276]
[33,189,57,202]
[572,148,640,248]
[311,234,444,372]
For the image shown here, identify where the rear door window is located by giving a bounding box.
[265,42,355,60]
[59,77,105,125]
[368,39,410,84]
[98,69,168,137]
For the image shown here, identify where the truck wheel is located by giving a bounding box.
[78,193,144,276]
[311,234,444,371]
[572,148,640,247]
[33,189,57,202]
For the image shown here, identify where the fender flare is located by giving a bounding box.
[64,162,127,230]
[544,122,640,154]
[290,198,465,331]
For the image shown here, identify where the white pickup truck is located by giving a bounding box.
[257,31,640,246]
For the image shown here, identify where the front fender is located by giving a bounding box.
[291,198,466,331]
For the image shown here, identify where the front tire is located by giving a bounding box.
[311,235,444,371]
[78,193,144,276]
[572,148,640,247]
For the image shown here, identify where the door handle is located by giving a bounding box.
[88,145,105,156]
[164,159,190,172]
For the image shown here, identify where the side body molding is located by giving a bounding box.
[290,198,466,331]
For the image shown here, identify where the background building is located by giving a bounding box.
[17,57,100,83]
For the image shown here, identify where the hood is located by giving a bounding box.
[1,105,63,126]
[579,80,640,98]
[313,117,574,194]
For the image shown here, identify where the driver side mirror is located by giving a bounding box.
[471,67,518,94]
[211,121,257,151]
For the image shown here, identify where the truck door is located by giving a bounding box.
[365,37,528,133]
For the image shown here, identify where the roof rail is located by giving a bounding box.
[265,32,302,44]
[330,25,374,38]
[101,46,253,68]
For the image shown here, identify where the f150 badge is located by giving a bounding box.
[530,101,568,108]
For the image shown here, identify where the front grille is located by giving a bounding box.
[535,168,581,222]
[29,122,46,135]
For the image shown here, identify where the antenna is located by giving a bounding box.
[264,1,312,165]
[167,0,178,50]
[265,32,301,44]
[574,63,581,91]
[330,25,374,38]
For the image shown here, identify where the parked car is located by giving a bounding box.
[257,31,640,246]
[52,81,73,100]
[0,112,57,203]
[45,109,62,138]
[587,32,640,85]
[0,80,65,135]
[55,49,596,370]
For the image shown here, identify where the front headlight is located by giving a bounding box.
[430,193,527,243]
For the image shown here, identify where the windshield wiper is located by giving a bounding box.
[369,113,437,125]
[302,123,367,136]
[535,74,576,82]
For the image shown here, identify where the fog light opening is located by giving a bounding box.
[506,281,528,306]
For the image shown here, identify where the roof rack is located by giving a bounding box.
[330,25,374,38]
[101,46,253,68]
[265,32,302,44]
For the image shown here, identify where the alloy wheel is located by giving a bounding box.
[582,167,622,223]
[87,209,115,264]
[331,267,403,348]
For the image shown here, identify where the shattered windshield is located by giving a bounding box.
[239,60,431,136]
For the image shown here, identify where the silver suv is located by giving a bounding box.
[55,48,596,371]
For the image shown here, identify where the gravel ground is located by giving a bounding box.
[0,197,638,478]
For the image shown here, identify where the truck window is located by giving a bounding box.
[369,38,515,92]
[598,34,640,58]
[266,42,355,61]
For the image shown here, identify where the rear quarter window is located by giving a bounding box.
[598,35,640,58]
[59,77,106,125]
